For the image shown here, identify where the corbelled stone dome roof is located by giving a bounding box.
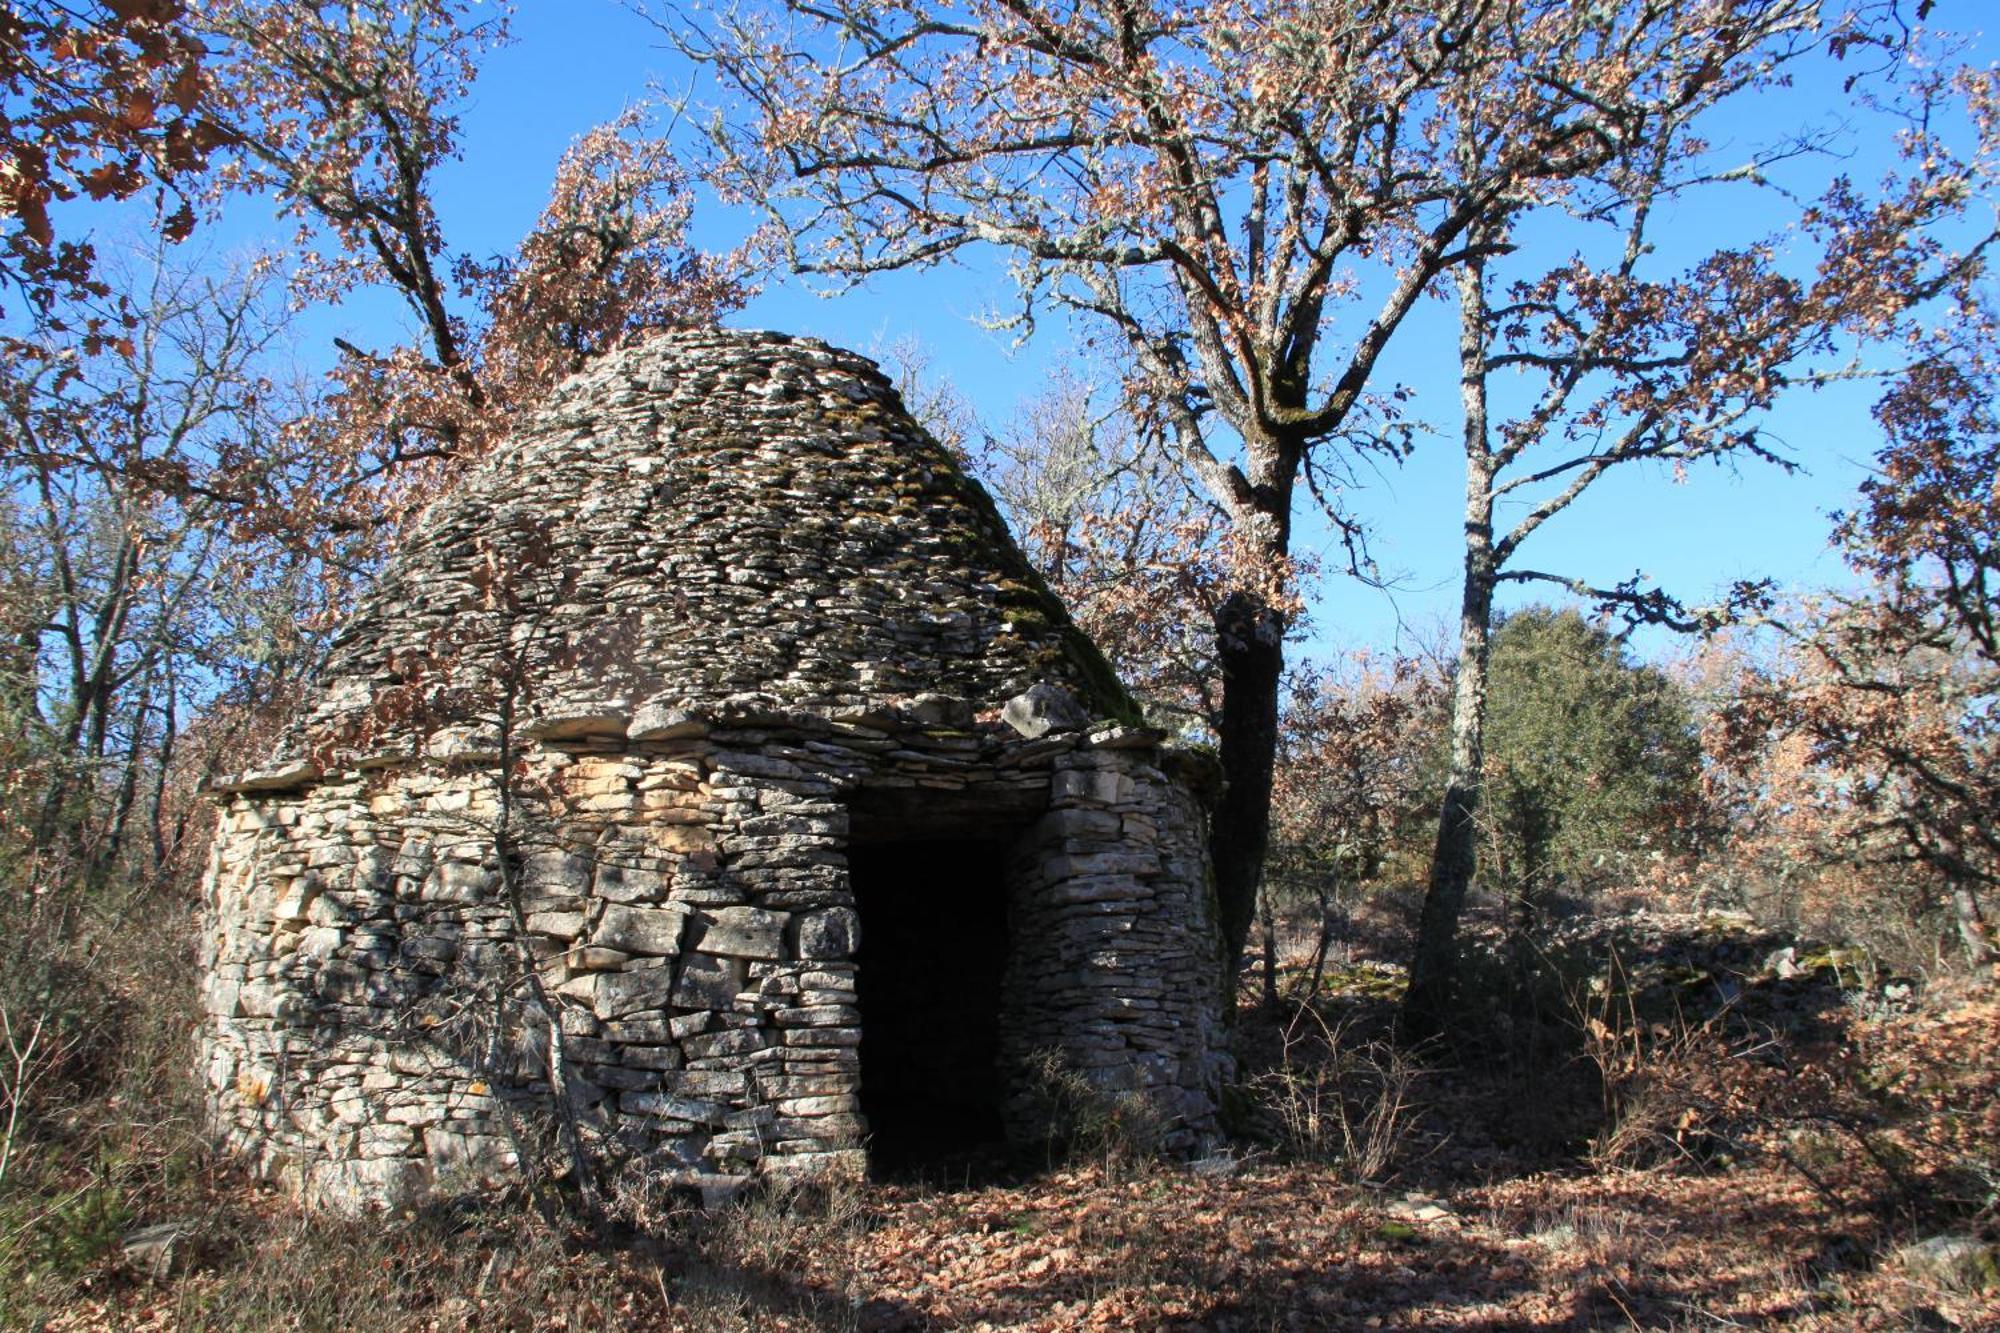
[294,328,1130,763]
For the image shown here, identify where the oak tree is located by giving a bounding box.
[663,0,1892,987]
[1399,30,2000,1032]
[1716,300,2000,971]
[1267,651,1446,1000]
[0,248,312,887]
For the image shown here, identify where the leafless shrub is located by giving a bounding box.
[1020,1049,1167,1181]
[0,851,212,1321]
[1571,949,1764,1172]
[1249,1004,1423,1183]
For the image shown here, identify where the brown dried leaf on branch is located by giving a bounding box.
[198,2,751,555]
[1,0,225,333]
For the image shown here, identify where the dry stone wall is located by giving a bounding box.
[198,330,1229,1213]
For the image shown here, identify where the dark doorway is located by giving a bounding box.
[850,837,1012,1176]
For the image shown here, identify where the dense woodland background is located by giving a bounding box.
[1,0,1996,1327]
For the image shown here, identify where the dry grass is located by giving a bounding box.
[6,895,1998,1331]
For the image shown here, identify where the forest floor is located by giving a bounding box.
[17,910,2000,1331]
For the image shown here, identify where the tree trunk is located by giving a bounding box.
[1403,563,1495,1041]
[1950,882,1997,972]
[148,672,178,875]
[1259,881,1281,1008]
[1305,879,1340,999]
[1211,587,1286,1006]
[1403,253,1498,1042]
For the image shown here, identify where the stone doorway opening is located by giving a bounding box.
[848,819,1022,1177]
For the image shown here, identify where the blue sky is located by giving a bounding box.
[221,0,1990,667]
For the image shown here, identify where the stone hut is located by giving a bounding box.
[198,329,1229,1212]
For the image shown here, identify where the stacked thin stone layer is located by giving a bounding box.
[198,330,1227,1213]
[291,328,1129,765]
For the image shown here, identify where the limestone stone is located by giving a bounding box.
[682,1027,768,1061]
[121,1223,204,1282]
[621,1092,730,1124]
[1002,682,1091,738]
[593,903,688,956]
[593,967,676,1019]
[523,851,591,896]
[425,1129,515,1183]
[673,954,745,1009]
[603,1017,675,1043]
[697,906,787,960]
[667,1070,748,1098]
[629,700,710,742]
[1897,1235,2000,1292]
[794,907,859,959]
[593,862,667,903]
